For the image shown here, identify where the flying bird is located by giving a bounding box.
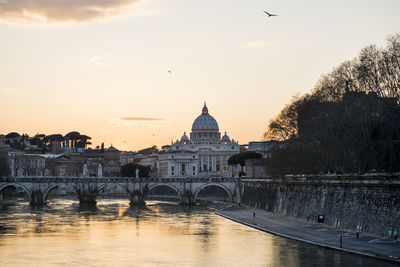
[168,70,172,73]
[263,11,278,17]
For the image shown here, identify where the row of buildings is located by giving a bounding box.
[2,104,275,178]
[6,146,122,177]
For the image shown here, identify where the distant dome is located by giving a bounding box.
[222,132,230,143]
[191,103,219,132]
[180,132,189,143]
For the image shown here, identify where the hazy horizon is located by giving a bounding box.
[1,0,400,151]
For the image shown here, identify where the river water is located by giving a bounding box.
[0,198,396,267]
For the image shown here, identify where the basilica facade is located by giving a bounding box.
[157,103,240,178]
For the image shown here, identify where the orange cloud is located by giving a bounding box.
[0,0,141,23]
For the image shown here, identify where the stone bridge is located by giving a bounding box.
[0,176,242,206]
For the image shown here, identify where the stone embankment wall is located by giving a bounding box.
[241,175,400,239]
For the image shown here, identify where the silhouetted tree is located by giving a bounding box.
[30,134,46,150]
[5,132,20,139]
[121,163,151,178]
[0,156,10,177]
[76,135,91,148]
[264,94,312,141]
[64,131,80,148]
[228,152,263,167]
[264,33,400,175]
[137,145,159,155]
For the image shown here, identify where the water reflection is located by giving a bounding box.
[0,197,397,267]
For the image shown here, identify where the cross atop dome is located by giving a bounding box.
[202,102,208,114]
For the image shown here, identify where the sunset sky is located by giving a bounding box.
[1,0,399,151]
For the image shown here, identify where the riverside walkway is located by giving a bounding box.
[215,205,400,264]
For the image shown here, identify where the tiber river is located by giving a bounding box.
[0,198,397,267]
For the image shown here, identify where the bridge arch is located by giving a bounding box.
[193,183,232,202]
[42,184,61,203]
[148,183,182,198]
[0,183,31,201]
[98,184,107,193]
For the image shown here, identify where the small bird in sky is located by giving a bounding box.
[263,11,278,17]
[168,70,172,73]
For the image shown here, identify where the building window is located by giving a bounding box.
[193,166,196,171]
[181,164,186,175]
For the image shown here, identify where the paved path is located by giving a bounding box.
[215,205,400,264]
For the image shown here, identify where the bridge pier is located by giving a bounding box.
[181,190,195,205]
[125,182,148,206]
[77,194,97,206]
[129,190,146,206]
[75,183,101,206]
[30,189,46,205]
[29,184,47,205]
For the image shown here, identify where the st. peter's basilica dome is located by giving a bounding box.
[191,103,219,132]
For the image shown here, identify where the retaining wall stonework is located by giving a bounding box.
[241,176,400,239]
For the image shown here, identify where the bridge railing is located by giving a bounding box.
[0,176,239,183]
